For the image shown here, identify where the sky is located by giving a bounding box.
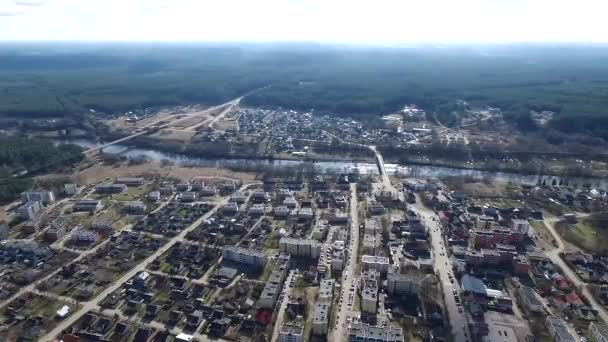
[0,0,607,44]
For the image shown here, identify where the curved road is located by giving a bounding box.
[541,214,608,323]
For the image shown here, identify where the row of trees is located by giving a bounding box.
[0,137,84,203]
[3,44,608,139]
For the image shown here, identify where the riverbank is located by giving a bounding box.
[72,131,608,180]
[55,138,608,189]
[385,155,608,180]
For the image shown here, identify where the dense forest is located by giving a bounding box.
[2,42,608,138]
[0,137,83,203]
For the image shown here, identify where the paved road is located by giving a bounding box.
[414,195,471,342]
[332,183,360,340]
[185,99,240,132]
[40,183,254,341]
[542,215,608,323]
[369,146,390,190]
[368,146,405,203]
[84,97,242,154]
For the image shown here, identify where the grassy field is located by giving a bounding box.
[256,260,274,282]
[530,220,558,250]
[112,186,148,202]
[556,213,608,254]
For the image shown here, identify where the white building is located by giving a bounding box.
[279,237,321,258]
[201,185,217,196]
[298,207,314,220]
[330,210,348,224]
[312,303,330,336]
[361,270,379,314]
[361,255,390,274]
[259,254,290,309]
[274,205,290,217]
[73,199,102,212]
[148,191,161,201]
[248,203,266,215]
[64,184,78,196]
[125,201,146,214]
[115,177,144,186]
[280,324,303,342]
[545,317,576,342]
[179,192,198,202]
[283,196,298,209]
[364,218,379,235]
[21,190,55,204]
[387,273,421,295]
[319,279,335,302]
[312,220,329,240]
[222,202,239,214]
[72,229,97,242]
[517,286,542,313]
[349,322,405,342]
[229,192,247,203]
[222,181,236,191]
[362,234,377,255]
[510,219,530,235]
[589,322,608,342]
[331,251,345,272]
[18,201,43,220]
[222,246,267,267]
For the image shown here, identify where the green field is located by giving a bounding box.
[556,213,608,254]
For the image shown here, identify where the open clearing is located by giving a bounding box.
[75,161,257,185]
[149,129,197,142]
[555,213,608,255]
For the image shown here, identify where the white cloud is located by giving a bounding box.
[0,0,606,43]
[14,0,48,6]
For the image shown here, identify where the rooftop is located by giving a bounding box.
[461,274,486,295]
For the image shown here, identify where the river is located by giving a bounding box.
[58,138,608,189]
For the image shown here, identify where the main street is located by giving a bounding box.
[40,182,257,341]
[332,183,360,340]
[414,194,471,342]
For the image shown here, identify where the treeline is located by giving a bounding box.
[0,137,84,203]
[0,137,84,176]
[3,43,608,138]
